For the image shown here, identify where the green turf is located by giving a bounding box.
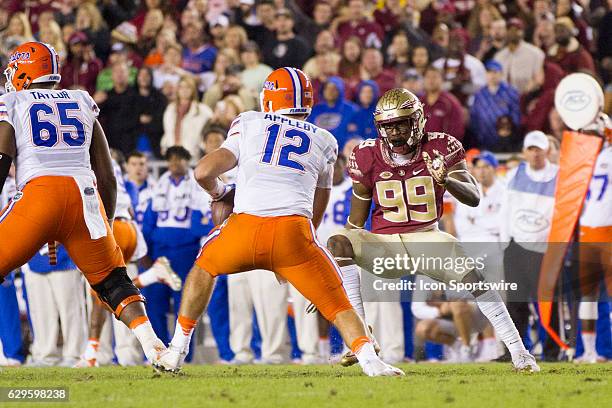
[0,363,610,408]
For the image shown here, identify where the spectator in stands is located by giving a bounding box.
[0,12,34,55]
[521,61,564,134]
[501,130,560,361]
[308,52,341,104]
[75,2,111,61]
[237,0,276,46]
[338,36,362,93]
[137,8,165,58]
[494,18,545,94]
[554,0,591,49]
[401,68,424,95]
[203,64,257,111]
[200,48,240,92]
[181,22,217,74]
[309,76,357,149]
[410,45,430,77]
[335,0,383,49]
[491,115,521,153]
[99,61,141,155]
[60,31,103,95]
[131,0,169,34]
[38,20,66,63]
[135,67,167,157]
[532,17,556,53]
[303,30,341,81]
[359,47,396,96]
[348,80,379,141]
[240,41,273,100]
[224,24,249,55]
[162,75,213,158]
[373,0,403,33]
[470,60,520,150]
[261,8,311,70]
[303,0,335,43]
[420,65,465,141]
[144,28,176,67]
[209,14,230,49]
[548,17,595,75]
[153,42,190,92]
[433,29,487,104]
[96,43,137,93]
[474,18,506,63]
[211,94,245,129]
[386,30,411,73]
[466,2,502,43]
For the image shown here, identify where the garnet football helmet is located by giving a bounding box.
[4,42,61,93]
[374,88,426,161]
[260,67,313,117]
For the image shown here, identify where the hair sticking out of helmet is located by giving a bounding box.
[373,88,427,166]
[4,42,61,93]
[260,67,314,118]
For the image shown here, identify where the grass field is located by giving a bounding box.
[1,363,610,408]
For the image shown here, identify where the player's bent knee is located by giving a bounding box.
[91,267,145,319]
[327,234,355,259]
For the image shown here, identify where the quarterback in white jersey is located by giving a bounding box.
[156,67,403,377]
[0,42,165,366]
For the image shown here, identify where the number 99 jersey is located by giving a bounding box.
[0,88,99,189]
[348,133,465,234]
[221,111,338,219]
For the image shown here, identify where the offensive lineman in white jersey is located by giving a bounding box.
[0,42,166,365]
[155,67,403,376]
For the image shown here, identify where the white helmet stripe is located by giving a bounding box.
[285,67,302,108]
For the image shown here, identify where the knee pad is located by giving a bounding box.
[578,301,598,320]
[92,267,145,319]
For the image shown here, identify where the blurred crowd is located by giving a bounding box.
[0,0,610,159]
[0,0,611,367]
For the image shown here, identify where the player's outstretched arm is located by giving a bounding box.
[194,148,238,198]
[90,119,117,221]
[444,161,480,207]
[0,122,16,194]
[346,181,372,229]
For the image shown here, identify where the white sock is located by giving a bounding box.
[136,263,164,287]
[355,341,377,363]
[132,320,159,356]
[318,338,330,359]
[339,264,365,320]
[475,290,526,359]
[582,332,596,355]
[169,318,194,354]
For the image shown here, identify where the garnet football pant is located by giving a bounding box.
[0,176,124,284]
[196,213,352,322]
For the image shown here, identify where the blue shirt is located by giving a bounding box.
[470,82,520,149]
[28,245,76,273]
[182,45,217,74]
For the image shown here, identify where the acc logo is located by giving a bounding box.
[515,209,550,233]
[379,171,393,179]
[561,90,591,112]
[9,52,31,63]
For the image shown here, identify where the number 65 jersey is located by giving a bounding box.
[221,111,338,219]
[0,88,99,189]
[348,133,465,234]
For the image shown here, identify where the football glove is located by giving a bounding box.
[422,150,448,186]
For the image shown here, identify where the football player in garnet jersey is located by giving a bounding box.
[327,88,540,372]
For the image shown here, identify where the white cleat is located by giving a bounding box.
[360,358,405,377]
[573,352,605,364]
[512,351,540,373]
[145,339,167,367]
[153,345,186,374]
[154,257,182,291]
[74,340,99,368]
